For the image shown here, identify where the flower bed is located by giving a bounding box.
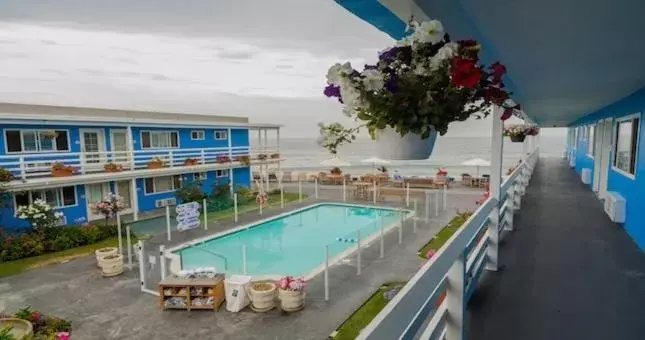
[1,306,71,339]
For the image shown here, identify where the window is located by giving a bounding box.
[144,175,181,194]
[141,131,179,149]
[613,116,639,176]
[587,125,595,156]
[14,186,76,210]
[216,169,229,178]
[5,129,69,153]
[193,172,207,181]
[214,130,228,140]
[191,130,205,140]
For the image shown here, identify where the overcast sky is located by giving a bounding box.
[0,0,564,138]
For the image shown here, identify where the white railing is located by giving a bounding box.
[0,145,282,180]
[356,149,539,340]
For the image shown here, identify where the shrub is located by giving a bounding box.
[12,306,71,338]
[16,199,62,231]
[176,180,206,203]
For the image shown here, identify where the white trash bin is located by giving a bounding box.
[225,275,253,312]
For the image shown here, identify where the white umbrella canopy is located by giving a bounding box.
[460,158,491,177]
[320,157,351,167]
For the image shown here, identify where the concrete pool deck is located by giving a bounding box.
[1,191,478,340]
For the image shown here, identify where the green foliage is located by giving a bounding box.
[0,326,15,340]
[418,210,473,259]
[0,223,119,262]
[317,122,360,155]
[175,180,206,203]
[10,306,71,338]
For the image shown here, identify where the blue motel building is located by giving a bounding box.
[0,102,280,229]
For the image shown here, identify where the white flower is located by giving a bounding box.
[410,20,445,45]
[326,62,354,86]
[430,42,458,70]
[361,69,385,92]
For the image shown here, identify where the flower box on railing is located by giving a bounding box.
[233,155,251,166]
[216,155,231,164]
[0,167,15,182]
[183,158,200,166]
[51,162,75,177]
[257,154,268,161]
[104,163,123,172]
[270,153,280,159]
[147,158,165,169]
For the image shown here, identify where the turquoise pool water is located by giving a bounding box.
[177,204,407,277]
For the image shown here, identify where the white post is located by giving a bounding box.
[446,251,466,340]
[137,241,146,292]
[200,149,206,164]
[165,205,171,242]
[260,199,263,215]
[424,191,430,221]
[298,180,303,202]
[405,183,410,207]
[342,177,346,202]
[372,181,377,204]
[398,212,403,245]
[356,230,361,275]
[202,198,208,230]
[168,150,174,167]
[19,156,26,180]
[487,106,504,271]
[315,177,319,199]
[126,226,133,270]
[242,245,248,275]
[324,245,329,301]
[435,191,440,217]
[234,193,239,222]
[379,217,384,258]
[504,188,514,231]
[280,185,284,208]
[159,245,167,280]
[117,214,123,256]
[126,125,135,170]
[131,177,139,221]
[443,184,448,210]
[413,200,418,233]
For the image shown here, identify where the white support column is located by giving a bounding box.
[227,128,233,159]
[446,251,466,340]
[131,178,139,221]
[126,125,135,170]
[487,106,504,271]
[277,128,281,174]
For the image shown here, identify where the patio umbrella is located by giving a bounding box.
[460,158,491,177]
[361,157,391,173]
[320,157,351,167]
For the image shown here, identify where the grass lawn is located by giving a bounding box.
[332,282,406,340]
[0,235,134,278]
[206,192,302,222]
[331,211,473,338]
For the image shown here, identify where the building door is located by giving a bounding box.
[81,129,106,168]
[114,180,133,215]
[110,130,130,165]
[86,183,109,220]
[597,119,613,200]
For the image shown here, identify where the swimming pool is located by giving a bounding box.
[172,203,410,278]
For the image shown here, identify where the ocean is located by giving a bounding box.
[271,136,565,177]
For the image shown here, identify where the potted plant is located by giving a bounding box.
[234,155,251,166]
[321,19,519,160]
[2,306,71,339]
[276,276,306,312]
[147,156,164,169]
[503,125,539,143]
[248,281,277,312]
[257,154,267,161]
[215,154,231,163]
[270,153,281,159]
[183,158,199,166]
[51,162,75,177]
[0,167,15,183]
[103,163,123,172]
[330,167,342,175]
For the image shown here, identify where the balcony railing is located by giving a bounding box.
[0,145,281,181]
[355,149,539,340]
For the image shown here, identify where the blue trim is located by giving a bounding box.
[334,0,407,39]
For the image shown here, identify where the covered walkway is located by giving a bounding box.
[468,158,645,340]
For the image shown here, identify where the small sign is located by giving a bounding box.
[176,201,201,231]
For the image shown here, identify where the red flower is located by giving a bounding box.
[484,86,509,105]
[501,108,514,120]
[451,57,481,88]
[490,62,506,84]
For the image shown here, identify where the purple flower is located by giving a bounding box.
[364,64,378,70]
[378,46,412,65]
[385,75,399,93]
[323,84,341,98]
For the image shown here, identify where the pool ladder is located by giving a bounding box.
[194,243,229,270]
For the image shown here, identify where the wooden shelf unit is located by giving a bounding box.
[158,274,226,311]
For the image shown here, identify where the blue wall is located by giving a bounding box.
[570,86,645,250]
[131,127,234,151]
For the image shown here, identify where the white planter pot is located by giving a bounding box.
[100,254,124,277]
[374,127,437,160]
[248,282,276,312]
[278,289,305,312]
[96,247,118,268]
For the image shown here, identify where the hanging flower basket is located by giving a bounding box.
[503,125,538,143]
[320,19,517,160]
[510,134,526,143]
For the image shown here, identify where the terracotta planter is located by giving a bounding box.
[278,289,305,312]
[373,126,437,160]
[248,281,276,312]
[104,164,123,172]
[270,153,280,159]
[510,134,526,143]
[0,318,34,340]
[184,159,199,166]
[147,161,164,169]
[51,168,74,177]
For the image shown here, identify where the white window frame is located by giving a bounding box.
[144,175,182,195]
[140,130,180,149]
[4,129,71,154]
[13,186,78,212]
[214,130,228,140]
[586,124,595,158]
[190,130,205,141]
[216,169,229,178]
[193,172,207,181]
[611,113,640,180]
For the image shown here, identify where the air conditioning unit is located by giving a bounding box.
[604,191,626,223]
[581,168,592,184]
[56,215,67,226]
[155,198,177,208]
